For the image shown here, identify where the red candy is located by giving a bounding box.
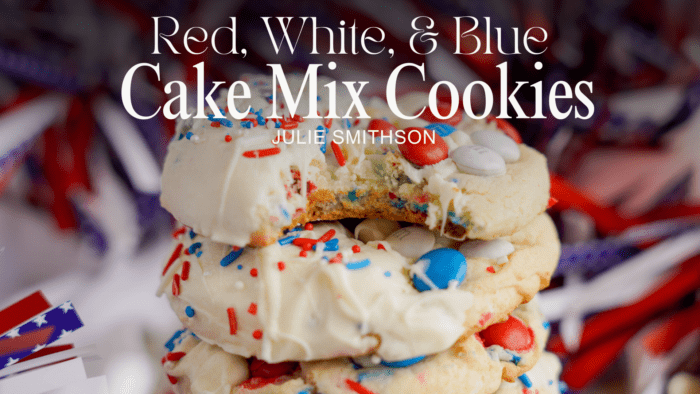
[486,115,522,144]
[398,127,449,167]
[249,358,299,379]
[367,119,397,137]
[478,316,534,352]
[416,102,463,126]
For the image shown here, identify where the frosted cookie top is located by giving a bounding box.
[159,214,559,363]
[160,74,550,247]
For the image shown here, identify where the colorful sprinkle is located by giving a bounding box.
[253,330,263,340]
[329,253,343,264]
[352,245,361,253]
[425,123,457,137]
[318,229,336,243]
[188,242,202,255]
[278,234,301,245]
[331,141,346,166]
[227,308,238,335]
[185,306,195,317]
[248,303,258,315]
[345,379,377,394]
[346,259,370,270]
[380,355,425,368]
[486,266,496,273]
[167,375,178,384]
[377,243,386,250]
[299,250,308,257]
[384,271,391,277]
[518,374,533,388]
[172,274,181,296]
[278,261,285,271]
[172,226,187,238]
[304,223,314,230]
[225,134,232,142]
[242,147,281,158]
[220,247,244,267]
[166,352,186,362]
[163,243,183,276]
[250,268,258,277]
[164,329,187,351]
[180,261,190,280]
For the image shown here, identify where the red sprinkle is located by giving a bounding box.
[318,229,336,243]
[377,243,386,250]
[227,308,238,335]
[172,274,181,296]
[248,303,258,315]
[398,127,449,167]
[352,245,361,253]
[307,181,317,193]
[211,121,221,128]
[250,268,258,277]
[324,117,333,128]
[181,261,191,280]
[299,250,308,257]
[278,261,285,271]
[345,379,378,394]
[293,238,318,248]
[253,330,263,340]
[329,253,343,264]
[167,374,178,384]
[280,120,298,130]
[166,352,186,362]
[304,223,314,231]
[172,226,187,239]
[224,134,232,142]
[478,315,535,352]
[242,147,282,158]
[486,266,496,273]
[161,356,166,365]
[163,243,183,276]
[331,141,346,166]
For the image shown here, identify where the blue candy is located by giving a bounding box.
[185,306,195,317]
[412,248,467,291]
[380,355,425,368]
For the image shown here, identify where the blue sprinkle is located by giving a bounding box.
[237,264,243,270]
[358,369,394,382]
[185,131,193,140]
[178,133,184,140]
[207,113,232,127]
[413,203,428,214]
[297,389,312,394]
[380,356,425,368]
[317,95,321,101]
[189,229,196,239]
[275,121,282,128]
[384,271,391,277]
[425,123,456,137]
[511,354,521,365]
[316,238,339,251]
[348,190,358,202]
[451,178,459,183]
[344,119,351,128]
[185,306,195,318]
[257,116,265,125]
[349,358,363,370]
[346,259,370,270]
[559,381,569,394]
[548,380,554,386]
[543,321,550,330]
[518,374,533,388]
[280,206,290,220]
[188,242,202,254]
[196,251,202,258]
[165,329,187,351]
[278,233,301,245]
[220,247,244,267]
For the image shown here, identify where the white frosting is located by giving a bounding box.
[160,222,473,363]
[161,76,549,247]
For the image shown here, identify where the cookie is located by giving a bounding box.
[162,301,552,394]
[160,75,550,247]
[158,214,559,363]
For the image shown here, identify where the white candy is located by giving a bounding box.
[471,129,521,162]
[385,227,436,259]
[450,145,506,176]
[354,218,401,243]
[459,239,515,263]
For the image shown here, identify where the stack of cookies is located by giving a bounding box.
[157,75,564,394]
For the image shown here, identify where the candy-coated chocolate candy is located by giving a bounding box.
[354,218,400,243]
[367,119,397,137]
[380,355,426,368]
[425,123,457,137]
[417,102,463,126]
[478,316,534,352]
[398,127,449,167]
[412,248,467,291]
[486,115,522,143]
[249,358,299,378]
[450,145,506,176]
[386,227,436,259]
[459,238,515,262]
[471,129,521,162]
